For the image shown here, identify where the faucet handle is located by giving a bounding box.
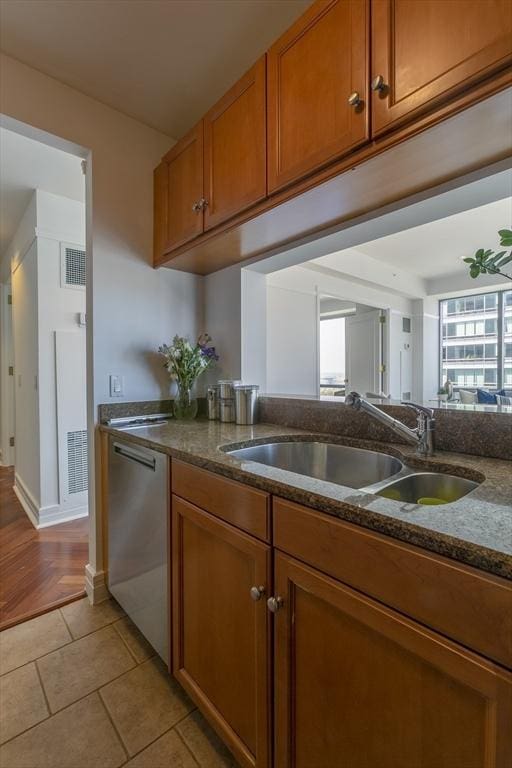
[401,401,434,419]
[345,391,362,409]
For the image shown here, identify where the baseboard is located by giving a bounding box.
[14,472,88,528]
[13,475,40,529]
[85,564,109,605]
[38,503,88,528]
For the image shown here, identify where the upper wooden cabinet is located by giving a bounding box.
[203,57,267,231]
[273,551,512,768]
[267,0,369,193]
[371,0,512,135]
[154,123,203,256]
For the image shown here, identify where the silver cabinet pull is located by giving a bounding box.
[250,586,266,602]
[267,596,284,613]
[371,75,387,92]
[113,442,156,470]
[199,198,209,210]
[192,201,202,213]
[348,92,362,108]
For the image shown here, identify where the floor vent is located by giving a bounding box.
[67,430,88,494]
[61,244,86,288]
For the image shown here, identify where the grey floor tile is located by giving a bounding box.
[177,710,239,768]
[37,624,135,712]
[100,657,194,756]
[125,728,197,767]
[0,662,49,744]
[0,692,126,768]
[113,617,155,664]
[0,611,72,675]
[60,597,125,639]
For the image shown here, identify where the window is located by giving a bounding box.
[440,290,510,390]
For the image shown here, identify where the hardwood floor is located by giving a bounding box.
[0,466,89,630]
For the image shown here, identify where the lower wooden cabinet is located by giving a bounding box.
[171,494,272,768]
[272,551,512,768]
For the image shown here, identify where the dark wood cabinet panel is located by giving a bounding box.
[159,122,203,252]
[172,495,271,768]
[371,0,512,135]
[267,0,369,192]
[273,551,512,768]
[203,57,267,230]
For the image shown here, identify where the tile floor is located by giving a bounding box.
[0,597,239,767]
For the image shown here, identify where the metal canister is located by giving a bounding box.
[234,385,259,425]
[218,379,241,399]
[207,385,220,420]
[220,399,236,423]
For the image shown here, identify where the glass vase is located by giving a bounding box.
[174,384,198,420]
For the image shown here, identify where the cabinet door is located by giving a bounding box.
[158,122,203,255]
[267,0,369,193]
[172,495,271,768]
[273,552,512,768]
[371,0,512,136]
[204,57,266,231]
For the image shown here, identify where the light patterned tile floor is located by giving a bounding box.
[0,599,239,768]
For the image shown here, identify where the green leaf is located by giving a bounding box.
[486,251,507,268]
[498,229,512,246]
[462,257,475,264]
[496,253,512,268]
[474,248,485,261]
[469,265,480,278]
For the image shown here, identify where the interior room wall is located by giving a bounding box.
[204,264,242,383]
[11,240,39,511]
[0,52,203,598]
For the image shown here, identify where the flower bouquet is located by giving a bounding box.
[159,333,218,419]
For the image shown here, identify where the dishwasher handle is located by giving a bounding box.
[113,442,156,471]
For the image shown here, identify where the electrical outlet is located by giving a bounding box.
[110,374,124,398]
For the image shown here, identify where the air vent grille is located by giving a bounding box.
[67,430,88,494]
[65,247,86,287]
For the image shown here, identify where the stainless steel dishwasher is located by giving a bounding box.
[108,437,169,664]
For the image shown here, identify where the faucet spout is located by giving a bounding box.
[345,392,435,456]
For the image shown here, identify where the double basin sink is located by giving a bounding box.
[225,441,479,505]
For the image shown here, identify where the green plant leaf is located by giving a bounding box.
[469,265,480,278]
[474,248,485,261]
[498,229,512,246]
[496,253,512,268]
[463,257,475,264]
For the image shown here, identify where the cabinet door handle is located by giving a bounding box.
[267,596,284,613]
[199,198,209,210]
[192,201,202,213]
[250,585,266,602]
[371,75,388,93]
[348,91,362,108]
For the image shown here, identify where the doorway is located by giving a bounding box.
[0,122,90,629]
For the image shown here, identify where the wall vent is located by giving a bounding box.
[61,243,86,289]
[67,430,88,494]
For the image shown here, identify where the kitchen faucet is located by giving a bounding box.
[345,392,436,456]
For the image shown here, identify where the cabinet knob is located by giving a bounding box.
[192,201,202,213]
[347,91,362,108]
[200,198,209,210]
[250,585,266,602]
[267,596,284,613]
[371,75,388,92]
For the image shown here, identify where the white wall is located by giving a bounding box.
[12,240,40,507]
[266,284,318,396]
[204,264,242,383]
[0,53,203,598]
[0,283,14,467]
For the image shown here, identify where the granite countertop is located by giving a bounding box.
[100,419,512,580]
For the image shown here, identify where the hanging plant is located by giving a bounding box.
[464,228,512,281]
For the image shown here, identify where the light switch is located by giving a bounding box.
[110,374,124,398]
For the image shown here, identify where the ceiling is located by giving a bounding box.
[0,0,311,139]
[0,127,84,256]
[349,198,512,279]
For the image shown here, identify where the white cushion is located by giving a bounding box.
[496,394,512,406]
[459,389,477,404]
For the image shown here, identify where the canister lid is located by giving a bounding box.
[233,384,259,391]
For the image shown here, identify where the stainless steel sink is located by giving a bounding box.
[226,441,404,489]
[375,472,478,504]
